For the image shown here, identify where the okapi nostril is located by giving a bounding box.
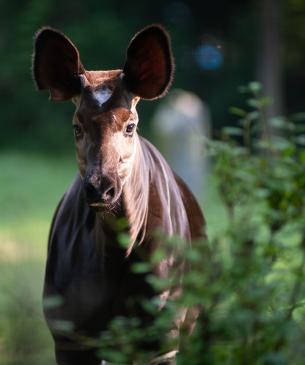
[85,182,101,204]
[102,186,115,202]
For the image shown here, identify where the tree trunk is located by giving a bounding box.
[257,0,284,118]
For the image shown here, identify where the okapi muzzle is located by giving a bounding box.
[84,166,122,207]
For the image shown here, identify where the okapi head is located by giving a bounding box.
[32,25,174,209]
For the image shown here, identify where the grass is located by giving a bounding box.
[0,150,224,365]
[0,151,76,365]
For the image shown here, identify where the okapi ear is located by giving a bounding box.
[123,24,174,100]
[32,27,84,101]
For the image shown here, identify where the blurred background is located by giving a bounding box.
[0,0,304,364]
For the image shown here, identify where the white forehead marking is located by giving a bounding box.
[92,88,113,106]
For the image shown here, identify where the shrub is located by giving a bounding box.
[58,83,305,364]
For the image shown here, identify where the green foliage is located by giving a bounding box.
[93,83,305,364]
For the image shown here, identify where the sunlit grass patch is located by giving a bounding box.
[0,259,54,365]
[0,151,75,365]
[0,151,75,258]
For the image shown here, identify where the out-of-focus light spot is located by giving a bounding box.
[194,44,224,71]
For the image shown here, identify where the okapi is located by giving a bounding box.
[32,24,206,365]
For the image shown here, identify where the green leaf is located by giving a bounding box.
[255,188,270,199]
[43,295,64,309]
[268,117,289,129]
[229,107,247,117]
[50,320,74,333]
[299,150,305,162]
[271,136,293,151]
[114,217,129,230]
[151,248,167,264]
[247,98,260,108]
[132,262,152,274]
[185,249,202,263]
[248,81,262,93]
[247,111,260,121]
[295,135,305,146]
[223,127,243,136]
[259,96,273,106]
[118,233,130,248]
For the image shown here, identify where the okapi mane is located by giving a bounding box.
[123,136,190,255]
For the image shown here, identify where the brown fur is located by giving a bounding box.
[32,25,206,365]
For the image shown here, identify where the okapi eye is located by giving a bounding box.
[125,123,136,135]
[73,124,83,139]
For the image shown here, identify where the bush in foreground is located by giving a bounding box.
[54,83,305,364]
